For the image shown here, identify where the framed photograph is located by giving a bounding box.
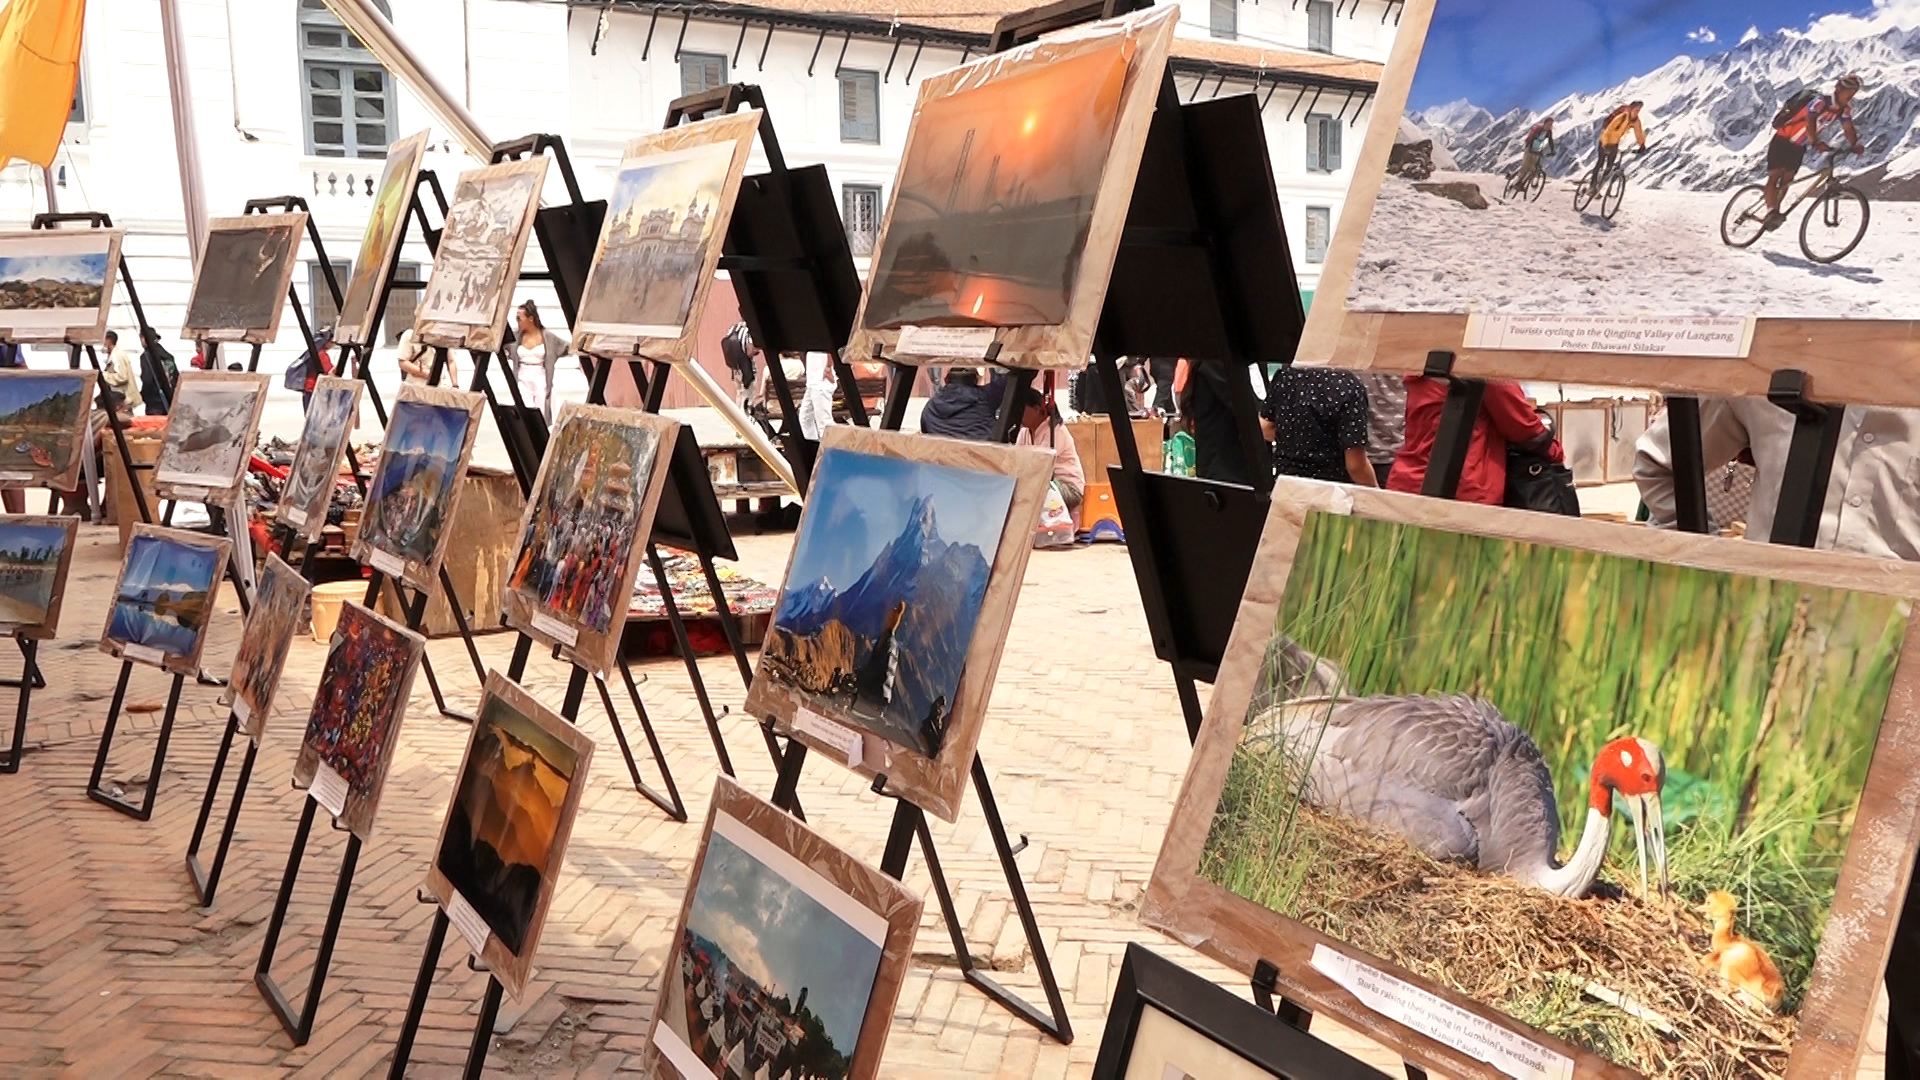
[1093,943,1388,1080]
[1299,0,1920,406]
[181,213,306,344]
[843,7,1175,371]
[334,129,431,347]
[350,383,486,593]
[152,371,271,501]
[423,672,595,1001]
[292,600,425,841]
[0,229,123,344]
[641,777,923,1080]
[0,369,99,491]
[571,111,760,362]
[99,524,232,676]
[743,426,1052,823]
[228,554,312,743]
[414,157,549,353]
[277,376,364,541]
[1144,480,1920,1078]
[0,515,79,640]
[501,404,680,675]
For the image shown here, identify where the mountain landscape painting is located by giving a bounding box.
[760,447,1017,757]
[0,370,95,490]
[429,675,592,1000]
[1350,0,1920,319]
[154,374,270,495]
[0,517,77,638]
[352,387,482,591]
[230,555,311,742]
[277,377,362,540]
[0,231,120,342]
[101,527,228,674]
[294,602,424,840]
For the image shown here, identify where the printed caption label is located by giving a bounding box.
[793,707,862,768]
[168,485,212,504]
[0,471,35,483]
[282,505,307,528]
[1463,313,1754,358]
[122,643,167,668]
[230,696,251,726]
[368,549,405,577]
[898,325,997,359]
[530,612,580,647]
[448,891,492,957]
[1311,946,1573,1080]
[308,761,349,818]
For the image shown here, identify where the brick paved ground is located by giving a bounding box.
[0,524,1892,1077]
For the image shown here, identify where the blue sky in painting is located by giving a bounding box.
[0,253,107,286]
[119,534,222,596]
[784,448,1015,591]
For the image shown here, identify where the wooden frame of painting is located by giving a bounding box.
[98,524,232,677]
[333,129,431,347]
[276,375,365,541]
[152,370,272,502]
[0,229,124,345]
[640,776,923,1080]
[1297,0,1920,407]
[229,554,313,742]
[571,112,760,362]
[423,671,595,1001]
[0,515,80,640]
[0,369,98,491]
[842,6,1176,371]
[500,404,680,675]
[180,213,307,345]
[413,156,550,354]
[1143,479,1920,1078]
[1092,943,1388,1080]
[292,600,426,841]
[350,383,487,593]
[743,425,1053,822]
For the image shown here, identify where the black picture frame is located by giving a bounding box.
[1093,944,1388,1080]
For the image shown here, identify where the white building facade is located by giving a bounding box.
[0,0,1394,373]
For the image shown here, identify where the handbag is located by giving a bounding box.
[1504,446,1581,516]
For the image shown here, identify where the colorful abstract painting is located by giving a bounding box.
[293,601,424,840]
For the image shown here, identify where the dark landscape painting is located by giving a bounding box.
[360,397,474,566]
[104,531,223,659]
[0,519,74,635]
[231,556,310,740]
[183,223,298,332]
[661,822,885,1080]
[762,448,1015,756]
[278,378,361,537]
[435,691,582,955]
[863,39,1134,330]
[577,142,734,332]
[0,372,91,488]
[0,249,106,313]
[294,602,422,840]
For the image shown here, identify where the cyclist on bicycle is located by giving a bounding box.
[1516,116,1555,187]
[1763,73,1864,229]
[1591,101,1648,190]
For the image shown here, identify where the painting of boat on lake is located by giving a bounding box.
[100,526,230,675]
[0,516,78,638]
[0,370,97,491]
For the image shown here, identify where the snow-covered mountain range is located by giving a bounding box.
[1405,21,1920,198]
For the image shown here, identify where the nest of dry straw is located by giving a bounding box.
[1289,807,1796,1079]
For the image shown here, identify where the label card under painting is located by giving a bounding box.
[309,760,349,818]
[282,506,308,528]
[122,643,167,668]
[368,549,404,577]
[166,485,212,504]
[897,325,997,359]
[231,696,251,726]
[530,611,580,647]
[1462,313,1755,359]
[1310,945,1572,1080]
[793,705,862,767]
[0,471,35,483]
[447,890,492,958]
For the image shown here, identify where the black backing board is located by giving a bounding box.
[726,164,862,356]
[651,424,738,561]
[532,200,607,329]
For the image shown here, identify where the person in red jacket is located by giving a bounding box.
[1386,375,1561,505]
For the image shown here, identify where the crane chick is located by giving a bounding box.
[1700,890,1785,1013]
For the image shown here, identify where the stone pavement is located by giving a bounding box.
[0,524,1891,1077]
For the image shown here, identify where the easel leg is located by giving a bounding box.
[186,716,258,907]
[255,796,362,1047]
[185,713,239,900]
[647,544,736,776]
[463,977,505,1078]
[87,669,186,821]
[391,578,477,724]
[598,659,687,821]
[437,566,490,684]
[0,637,36,774]
[388,906,451,1079]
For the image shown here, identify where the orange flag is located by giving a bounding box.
[0,0,86,170]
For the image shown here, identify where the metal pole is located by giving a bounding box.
[320,0,493,160]
[159,0,208,264]
[670,358,800,495]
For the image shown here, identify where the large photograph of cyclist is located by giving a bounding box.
[1347,0,1917,318]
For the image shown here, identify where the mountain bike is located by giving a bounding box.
[1503,161,1547,202]
[1572,147,1644,221]
[1719,156,1871,264]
